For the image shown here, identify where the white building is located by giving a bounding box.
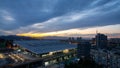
[90,47,120,68]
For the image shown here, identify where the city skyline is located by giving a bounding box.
[0,0,120,38]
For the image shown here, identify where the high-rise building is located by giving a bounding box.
[77,40,91,58]
[95,33,108,49]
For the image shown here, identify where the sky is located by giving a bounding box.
[0,0,120,38]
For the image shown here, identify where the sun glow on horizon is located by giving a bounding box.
[17,24,120,38]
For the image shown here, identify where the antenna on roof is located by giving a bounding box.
[96,30,98,34]
[96,25,99,34]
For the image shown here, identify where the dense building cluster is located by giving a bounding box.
[90,34,120,68]
[91,48,120,68]
[76,33,120,68]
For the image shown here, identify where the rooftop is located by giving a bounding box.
[14,40,76,54]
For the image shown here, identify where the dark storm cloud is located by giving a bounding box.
[0,0,120,34]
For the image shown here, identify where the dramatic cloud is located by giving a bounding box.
[0,0,120,37]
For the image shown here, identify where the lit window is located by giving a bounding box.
[49,52,53,55]
[45,62,49,66]
[63,49,69,53]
